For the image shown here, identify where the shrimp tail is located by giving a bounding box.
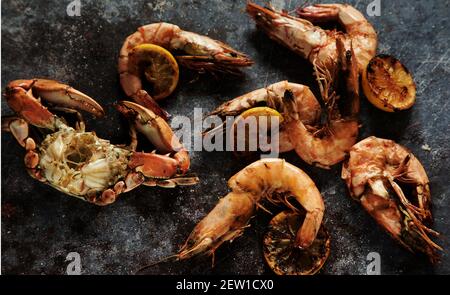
[295,208,324,249]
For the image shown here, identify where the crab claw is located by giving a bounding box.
[5,79,104,129]
[116,101,191,175]
[115,101,183,153]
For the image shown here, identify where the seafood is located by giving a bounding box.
[3,79,198,206]
[264,210,330,275]
[207,37,359,168]
[246,2,377,74]
[208,80,321,153]
[342,136,442,262]
[177,158,325,261]
[119,22,253,117]
[362,54,417,112]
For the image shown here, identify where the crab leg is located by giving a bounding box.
[2,116,29,147]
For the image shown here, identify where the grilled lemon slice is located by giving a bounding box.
[263,210,330,275]
[128,44,179,100]
[232,107,283,155]
[362,55,416,112]
[236,107,284,125]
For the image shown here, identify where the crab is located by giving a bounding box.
[2,79,198,205]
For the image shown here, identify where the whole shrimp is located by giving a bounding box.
[119,22,253,119]
[208,80,321,153]
[177,158,325,260]
[342,137,442,262]
[208,36,359,168]
[246,2,377,74]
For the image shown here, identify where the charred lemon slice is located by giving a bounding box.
[362,55,416,112]
[129,44,179,100]
[232,107,283,155]
[263,211,330,275]
[237,107,284,124]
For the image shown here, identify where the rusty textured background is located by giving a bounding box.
[1,0,449,274]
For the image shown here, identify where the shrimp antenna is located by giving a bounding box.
[296,0,312,13]
[313,58,335,104]
[134,254,179,275]
[312,57,338,136]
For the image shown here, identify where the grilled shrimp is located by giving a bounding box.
[209,80,321,153]
[246,2,377,74]
[342,137,442,262]
[119,22,253,117]
[207,37,359,168]
[177,158,325,260]
[287,37,360,168]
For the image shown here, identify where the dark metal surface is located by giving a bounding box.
[1,0,449,274]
